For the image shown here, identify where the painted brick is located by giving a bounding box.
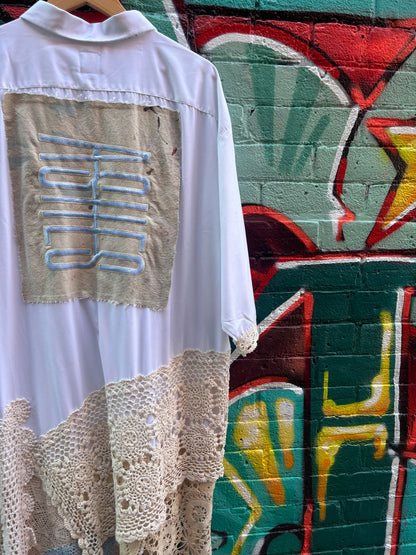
[247,106,353,147]
[366,221,416,250]
[343,497,389,523]
[314,354,386,384]
[312,521,389,550]
[320,146,396,185]
[344,547,386,555]
[398,544,416,555]
[203,1,416,551]
[259,0,376,15]
[309,292,353,323]
[261,183,331,219]
[313,323,357,354]
[356,322,388,353]
[4,1,416,554]
[319,469,393,497]
[239,180,262,204]
[236,145,316,181]
[313,500,343,524]
[349,291,397,320]
[397,518,416,543]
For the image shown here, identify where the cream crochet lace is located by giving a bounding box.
[234,323,258,356]
[0,350,230,555]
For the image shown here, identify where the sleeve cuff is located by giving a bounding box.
[234,323,259,357]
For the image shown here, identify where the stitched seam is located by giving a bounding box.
[0,86,219,121]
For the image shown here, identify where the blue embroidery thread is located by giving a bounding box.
[39,135,149,275]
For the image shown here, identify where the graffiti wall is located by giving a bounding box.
[3,0,416,552]
[185,2,416,552]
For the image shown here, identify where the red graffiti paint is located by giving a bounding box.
[0,4,107,21]
[243,205,317,296]
[190,14,416,109]
[230,288,313,554]
[184,10,416,243]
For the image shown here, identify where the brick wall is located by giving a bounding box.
[185,3,416,553]
[3,1,416,553]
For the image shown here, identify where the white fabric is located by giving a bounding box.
[0,2,256,436]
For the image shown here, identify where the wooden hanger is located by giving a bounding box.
[47,0,126,17]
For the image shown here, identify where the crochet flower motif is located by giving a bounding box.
[1,351,230,554]
[112,419,153,460]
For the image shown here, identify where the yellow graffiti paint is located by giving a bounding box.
[316,424,388,520]
[276,398,295,470]
[384,131,416,227]
[323,310,392,417]
[234,401,285,505]
[223,458,262,555]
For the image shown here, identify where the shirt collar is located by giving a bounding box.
[21,1,156,42]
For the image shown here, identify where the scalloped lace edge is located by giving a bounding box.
[0,349,230,554]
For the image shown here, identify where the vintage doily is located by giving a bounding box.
[0,350,230,554]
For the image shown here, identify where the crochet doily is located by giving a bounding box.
[0,350,230,555]
[234,323,259,356]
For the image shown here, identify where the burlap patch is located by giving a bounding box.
[3,93,181,309]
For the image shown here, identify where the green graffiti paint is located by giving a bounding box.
[129,0,178,40]
[180,0,416,18]
[253,259,403,551]
[249,45,278,167]
[398,463,416,551]
[278,68,322,175]
[212,387,304,554]
[294,114,331,175]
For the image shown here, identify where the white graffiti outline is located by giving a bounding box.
[384,456,400,555]
[275,254,416,270]
[201,33,351,106]
[161,0,189,48]
[394,288,404,445]
[328,105,360,235]
[231,288,306,363]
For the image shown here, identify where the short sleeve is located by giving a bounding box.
[216,74,258,356]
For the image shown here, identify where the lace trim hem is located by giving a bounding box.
[0,350,230,554]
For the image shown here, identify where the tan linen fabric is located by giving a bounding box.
[3,93,181,309]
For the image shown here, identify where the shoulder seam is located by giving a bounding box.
[0,86,219,119]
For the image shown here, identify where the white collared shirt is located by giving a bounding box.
[0,3,257,552]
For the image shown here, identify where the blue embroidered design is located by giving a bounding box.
[39,135,149,275]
